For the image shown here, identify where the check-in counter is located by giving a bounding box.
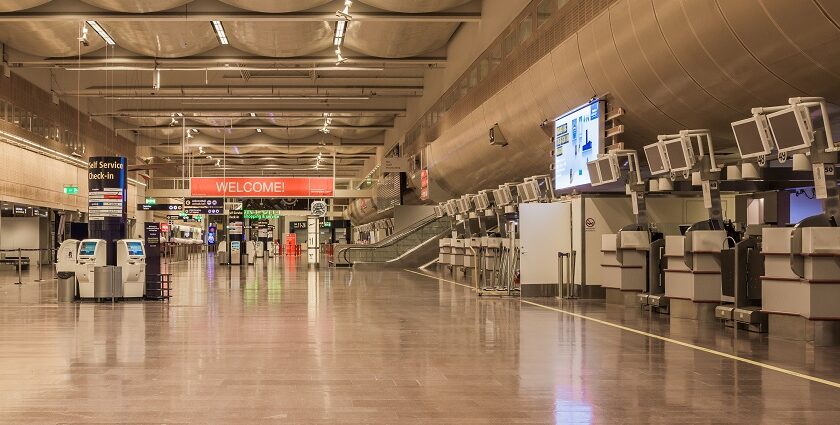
[450,238,466,267]
[439,238,452,265]
[600,231,649,294]
[762,227,840,320]
[481,237,504,271]
[664,231,727,303]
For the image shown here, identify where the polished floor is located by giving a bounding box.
[1,256,840,424]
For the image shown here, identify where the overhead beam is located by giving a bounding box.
[99,108,406,117]
[119,125,392,132]
[0,12,480,23]
[15,56,446,68]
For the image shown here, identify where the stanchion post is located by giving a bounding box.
[15,248,23,285]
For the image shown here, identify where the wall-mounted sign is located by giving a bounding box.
[420,168,429,201]
[242,198,312,211]
[64,185,79,195]
[145,197,157,205]
[382,157,409,173]
[290,221,307,231]
[138,204,183,211]
[185,197,224,208]
[190,177,334,198]
[13,206,27,216]
[244,210,282,220]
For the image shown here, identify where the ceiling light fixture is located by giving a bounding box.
[211,21,229,45]
[334,1,352,64]
[256,128,262,133]
[152,67,161,90]
[78,22,89,46]
[85,20,115,45]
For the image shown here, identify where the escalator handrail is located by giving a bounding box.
[338,214,447,264]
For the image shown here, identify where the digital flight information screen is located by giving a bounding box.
[554,99,604,191]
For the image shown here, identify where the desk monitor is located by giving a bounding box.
[597,156,620,185]
[732,115,773,159]
[663,137,694,172]
[767,105,812,154]
[644,142,669,175]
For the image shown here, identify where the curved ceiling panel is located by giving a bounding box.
[717,0,840,100]
[102,22,217,58]
[611,0,735,135]
[219,0,331,13]
[0,21,105,57]
[359,0,471,13]
[262,128,320,139]
[191,117,243,127]
[0,0,51,12]
[578,12,681,143]
[261,117,319,127]
[227,22,332,57]
[330,128,383,139]
[651,0,791,111]
[202,127,253,139]
[547,34,594,116]
[80,0,192,12]
[344,22,458,58]
[753,0,840,104]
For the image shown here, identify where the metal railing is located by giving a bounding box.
[0,248,56,285]
[337,214,451,265]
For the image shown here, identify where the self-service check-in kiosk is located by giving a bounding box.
[77,239,107,299]
[57,239,79,273]
[247,240,257,265]
[230,240,242,265]
[117,239,146,298]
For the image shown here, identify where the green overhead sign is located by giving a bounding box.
[145,197,157,205]
[63,186,79,195]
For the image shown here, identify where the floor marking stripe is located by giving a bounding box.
[405,268,840,390]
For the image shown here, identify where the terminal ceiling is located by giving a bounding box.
[0,0,482,178]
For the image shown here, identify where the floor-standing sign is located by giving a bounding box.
[144,222,162,298]
[307,201,328,267]
[88,156,127,265]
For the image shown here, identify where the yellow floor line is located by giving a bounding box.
[406,268,840,390]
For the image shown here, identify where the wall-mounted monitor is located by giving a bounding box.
[731,115,773,159]
[663,137,695,172]
[553,99,605,190]
[767,105,812,154]
[643,142,669,175]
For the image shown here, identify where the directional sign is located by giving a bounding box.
[138,204,183,211]
[185,197,224,208]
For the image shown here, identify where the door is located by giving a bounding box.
[519,202,572,285]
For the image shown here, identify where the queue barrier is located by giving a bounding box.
[0,248,55,285]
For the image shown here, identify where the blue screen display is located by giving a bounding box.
[126,241,144,256]
[79,241,97,256]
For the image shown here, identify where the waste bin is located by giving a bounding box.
[94,266,123,299]
[57,271,76,302]
[217,250,229,265]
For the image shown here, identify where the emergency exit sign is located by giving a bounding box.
[145,197,157,205]
[64,185,79,195]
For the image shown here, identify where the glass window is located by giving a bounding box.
[538,0,552,27]
[519,16,533,44]
[503,31,516,57]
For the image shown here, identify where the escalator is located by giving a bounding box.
[333,214,452,268]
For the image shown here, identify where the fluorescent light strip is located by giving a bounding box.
[85,20,115,45]
[63,66,384,72]
[334,20,347,46]
[211,21,229,45]
[105,96,370,101]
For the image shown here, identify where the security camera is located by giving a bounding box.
[489,123,508,147]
